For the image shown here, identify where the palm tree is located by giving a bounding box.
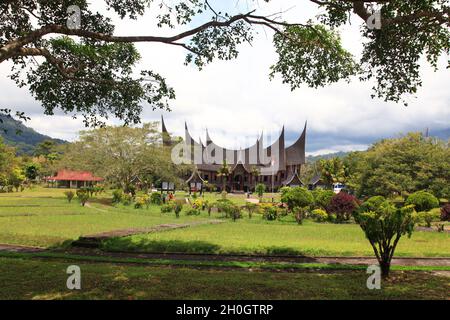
[250,165,260,191]
[217,160,231,192]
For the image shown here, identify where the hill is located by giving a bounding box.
[306,151,351,163]
[0,115,66,155]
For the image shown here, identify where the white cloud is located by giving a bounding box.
[0,1,448,151]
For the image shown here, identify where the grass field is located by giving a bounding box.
[0,188,214,247]
[0,187,449,258]
[0,255,448,300]
[103,218,450,257]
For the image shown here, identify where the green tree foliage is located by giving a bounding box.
[0,137,21,189]
[64,190,75,203]
[312,188,335,209]
[318,157,347,187]
[23,162,41,181]
[57,122,185,192]
[418,208,441,228]
[1,1,448,124]
[355,201,416,277]
[34,140,58,157]
[9,168,26,191]
[76,189,89,206]
[217,160,231,192]
[346,133,450,199]
[280,187,314,211]
[405,191,440,212]
[255,183,266,198]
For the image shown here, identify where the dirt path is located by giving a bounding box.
[70,219,224,248]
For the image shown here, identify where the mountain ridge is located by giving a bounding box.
[0,115,66,155]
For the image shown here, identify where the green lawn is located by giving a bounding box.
[103,218,450,257]
[1,187,449,258]
[0,188,215,248]
[0,256,448,300]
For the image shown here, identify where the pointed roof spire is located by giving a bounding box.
[206,128,212,144]
[161,115,171,146]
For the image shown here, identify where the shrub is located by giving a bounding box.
[262,205,278,221]
[185,207,201,216]
[229,205,242,222]
[419,209,441,227]
[134,195,149,209]
[327,192,359,223]
[405,191,439,212]
[216,199,233,216]
[64,191,75,203]
[280,187,313,211]
[359,196,386,213]
[160,203,174,213]
[192,199,203,210]
[311,208,328,222]
[312,189,334,209]
[244,202,257,219]
[76,190,89,207]
[112,189,123,204]
[174,203,183,218]
[255,183,266,198]
[441,204,450,221]
[121,193,133,206]
[150,192,162,205]
[205,201,214,216]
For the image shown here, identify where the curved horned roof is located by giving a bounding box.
[161,116,306,168]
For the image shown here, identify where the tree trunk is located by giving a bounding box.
[379,260,390,278]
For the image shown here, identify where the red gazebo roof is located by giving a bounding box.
[45,170,104,182]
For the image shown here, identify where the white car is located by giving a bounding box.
[333,183,345,194]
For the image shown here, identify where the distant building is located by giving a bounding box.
[44,170,103,188]
[162,116,307,192]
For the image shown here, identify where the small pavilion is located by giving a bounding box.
[44,170,104,188]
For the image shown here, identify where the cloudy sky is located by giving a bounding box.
[0,0,449,155]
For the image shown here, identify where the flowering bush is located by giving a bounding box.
[311,208,328,222]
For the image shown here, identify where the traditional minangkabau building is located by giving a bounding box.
[161,116,307,193]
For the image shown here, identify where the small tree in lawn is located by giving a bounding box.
[280,187,313,211]
[64,191,75,203]
[76,189,89,207]
[255,183,266,200]
[355,202,416,278]
[244,202,257,219]
[280,187,314,224]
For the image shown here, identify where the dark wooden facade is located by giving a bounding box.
[162,117,307,192]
